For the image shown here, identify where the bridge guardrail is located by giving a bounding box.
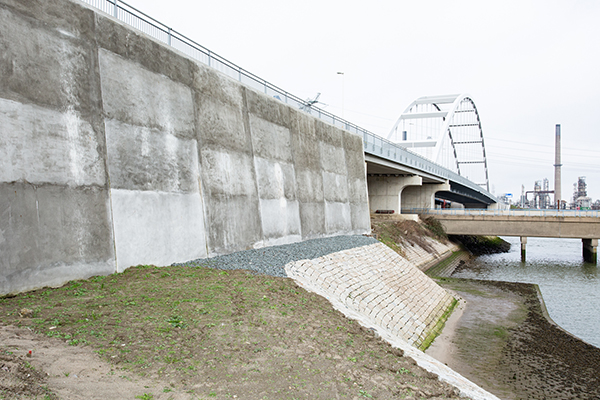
[406,208,600,218]
[81,0,496,203]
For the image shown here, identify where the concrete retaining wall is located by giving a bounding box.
[0,0,370,295]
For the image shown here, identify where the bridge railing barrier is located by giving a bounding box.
[405,208,600,218]
[81,0,495,203]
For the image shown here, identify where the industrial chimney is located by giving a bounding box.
[554,124,562,208]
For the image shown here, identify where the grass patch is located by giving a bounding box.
[0,263,463,399]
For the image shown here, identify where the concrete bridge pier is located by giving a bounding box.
[520,236,527,262]
[401,181,451,211]
[582,239,598,265]
[367,175,423,213]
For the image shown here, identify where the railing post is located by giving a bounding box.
[113,0,118,18]
[167,27,172,46]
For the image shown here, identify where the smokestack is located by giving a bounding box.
[554,124,562,208]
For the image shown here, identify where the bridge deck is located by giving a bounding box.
[412,209,600,239]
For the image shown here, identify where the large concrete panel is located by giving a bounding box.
[290,111,320,171]
[98,50,195,139]
[245,88,290,127]
[104,119,200,193]
[258,198,302,245]
[201,149,258,197]
[316,120,343,147]
[325,201,353,234]
[322,171,349,203]
[195,96,249,153]
[299,202,326,239]
[343,132,368,180]
[0,4,100,114]
[0,182,115,294]
[295,169,324,203]
[110,189,207,271]
[203,195,263,255]
[0,98,105,186]
[249,114,293,163]
[254,157,297,201]
[320,142,347,174]
[96,14,196,88]
[200,147,262,253]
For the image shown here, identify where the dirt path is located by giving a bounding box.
[429,279,600,400]
[0,324,187,399]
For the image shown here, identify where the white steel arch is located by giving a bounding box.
[387,94,489,191]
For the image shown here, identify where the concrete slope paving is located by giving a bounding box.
[285,241,500,400]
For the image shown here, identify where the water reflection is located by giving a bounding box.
[453,236,600,347]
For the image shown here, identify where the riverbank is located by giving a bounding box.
[427,277,600,399]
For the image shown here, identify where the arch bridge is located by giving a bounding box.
[366,94,497,213]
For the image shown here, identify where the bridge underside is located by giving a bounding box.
[365,155,492,213]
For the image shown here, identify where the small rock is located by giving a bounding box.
[19,308,34,318]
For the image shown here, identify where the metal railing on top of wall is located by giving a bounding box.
[80,0,496,202]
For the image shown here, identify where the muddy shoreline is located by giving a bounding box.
[429,278,600,399]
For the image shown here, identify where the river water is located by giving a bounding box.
[452,236,600,348]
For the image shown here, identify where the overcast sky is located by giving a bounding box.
[123,0,600,202]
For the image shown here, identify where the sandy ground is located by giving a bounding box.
[0,324,188,399]
[427,279,600,400]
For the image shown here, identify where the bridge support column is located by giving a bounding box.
[520,236,527,262]
[582,239,598,265]
[367,175,422,214]
[401,181,451,212]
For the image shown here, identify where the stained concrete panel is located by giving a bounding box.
[104,119,200,193]
[201,149,257,197]
[0,5,99,113]
[110,189,207,271]
[0,98,105,186]
[295,169,324,203]
[347,177,369,205]
[195,97,250,153]
[351,203,371,233]
[343,133,368,180]
[98,50,194,138]
[194,66,246,111]
[203,195,262,256]
[258,198,302,245]
[323,171,349,203]
[290,112,320,171]
[0,182,115,294]
[325,201,353,234]
[249,114,293,163]
[254,157,297,201]
[316,120,343,148]
[96,14,196,88]
[245,88,290,127]
[299,202,326,239]
[320,142,347,174]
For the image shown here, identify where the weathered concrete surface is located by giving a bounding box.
[0,0,370,294]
